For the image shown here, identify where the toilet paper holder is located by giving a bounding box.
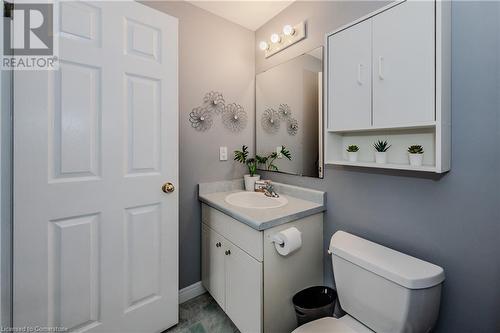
[271,234,285,247]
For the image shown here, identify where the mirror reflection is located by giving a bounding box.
[256,46,323,178]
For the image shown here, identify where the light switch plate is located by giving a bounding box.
[219,146,228,161]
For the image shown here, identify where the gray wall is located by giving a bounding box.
[142,1,255,289]
[257,1,500,332]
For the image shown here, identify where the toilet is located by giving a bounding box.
[293,231,445,333]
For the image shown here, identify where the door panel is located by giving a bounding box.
[372,1,435,126]
[225,243,262,333]
[328,19,372,130]
[14,2,178,332]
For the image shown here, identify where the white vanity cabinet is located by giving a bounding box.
[201,203,324,333]
[325,0,451,173]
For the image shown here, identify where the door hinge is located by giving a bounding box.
[4,2,14,19]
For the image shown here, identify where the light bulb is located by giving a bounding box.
[259,41,269,51]
[270,33,281,44]
[283,24,295,36]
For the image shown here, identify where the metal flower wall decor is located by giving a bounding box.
[261,104,299,136]
[203,91,225,114]
[223,103,247,132]
[261,108,280,134]
[189,91,247,133]
[287,118,299,135]
[278,103,292,120]
[189,107,213,131]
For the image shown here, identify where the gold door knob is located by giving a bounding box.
[162,182,175,193]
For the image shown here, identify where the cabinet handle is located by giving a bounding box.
[225,250,231,256]
[216,242,221,248]
[378,56,384,80]
[357,63,363,85]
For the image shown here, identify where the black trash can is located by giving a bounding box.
[292,286,337,327]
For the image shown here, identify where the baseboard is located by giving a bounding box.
[179,281,206,304]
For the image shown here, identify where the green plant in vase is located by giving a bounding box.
[346,145,359,162]
[373,140,391,164]
[408,145,424,167]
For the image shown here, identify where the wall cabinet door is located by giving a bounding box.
[372,1,435,126]
[328,18,372,131]
[225,242,263,333]
[201,225,226,309]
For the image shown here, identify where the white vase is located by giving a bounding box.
[244,174,260,191]
[409,153,424,167]
[375,152,387,164]
[347,152,358,162]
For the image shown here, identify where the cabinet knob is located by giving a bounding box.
[225,250,231,256]
[216,242,221,248]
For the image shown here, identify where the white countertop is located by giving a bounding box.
[198,180,326,231]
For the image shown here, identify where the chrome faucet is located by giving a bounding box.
[263,182,279,198]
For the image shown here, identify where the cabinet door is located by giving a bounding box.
[328,18,372,131]
[372,1,435,126]
[225,243,263,333]
[201,225,226,309]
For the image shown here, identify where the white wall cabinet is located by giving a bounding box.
[372,1,435,126]
[201,204,323,333]
[325,0,451,173]
[328,18,372,131]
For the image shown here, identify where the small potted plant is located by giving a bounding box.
[346,145,359,162]
[234,145,292,191]
[234,145,262,191]
[373,140,391,164]
[408,145,424,167]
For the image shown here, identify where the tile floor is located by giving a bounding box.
[164,293,240,333]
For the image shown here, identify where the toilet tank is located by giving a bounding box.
[329,231,445,333]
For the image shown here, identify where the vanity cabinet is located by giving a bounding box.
[201,204,323,333]
[202,224,262,333]
[325,0,451,173]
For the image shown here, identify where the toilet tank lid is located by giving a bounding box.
[329,231,445,289]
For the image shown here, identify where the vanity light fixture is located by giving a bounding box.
[259,41,269,51]
[283,24,295,36]
[270,33,281,44]
[259,21,306,58]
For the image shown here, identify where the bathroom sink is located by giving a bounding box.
[225,192,288,209]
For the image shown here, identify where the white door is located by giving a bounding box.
[13,1,178,332]
[225,242,262,333]
[201,225,226,309]
[328,18,372,131]
[372,1,435,126]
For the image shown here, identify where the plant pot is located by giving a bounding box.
[375,152,387,164]
[244,174,260,191]
[409,153,424,167]
[347,152,358,162]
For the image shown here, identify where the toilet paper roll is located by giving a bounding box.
[274,227,302,256]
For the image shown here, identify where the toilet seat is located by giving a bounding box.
[291,315,373,333]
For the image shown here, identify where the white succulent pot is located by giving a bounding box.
[347,152,358,162]
[244,174,260,191]
[409,153,424,167]
[375,152,387,164]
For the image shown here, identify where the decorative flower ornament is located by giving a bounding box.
[203,91,225,114]
[223,103,247,132]
[287,117,299,135]
[189,107,213,131]
[278,104,292,120]
[261,108,280,133]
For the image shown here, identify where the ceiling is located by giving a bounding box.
[187,1,295,31]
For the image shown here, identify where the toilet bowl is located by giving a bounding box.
[292,231,445,333]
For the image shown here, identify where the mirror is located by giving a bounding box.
[256,46,323,178]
